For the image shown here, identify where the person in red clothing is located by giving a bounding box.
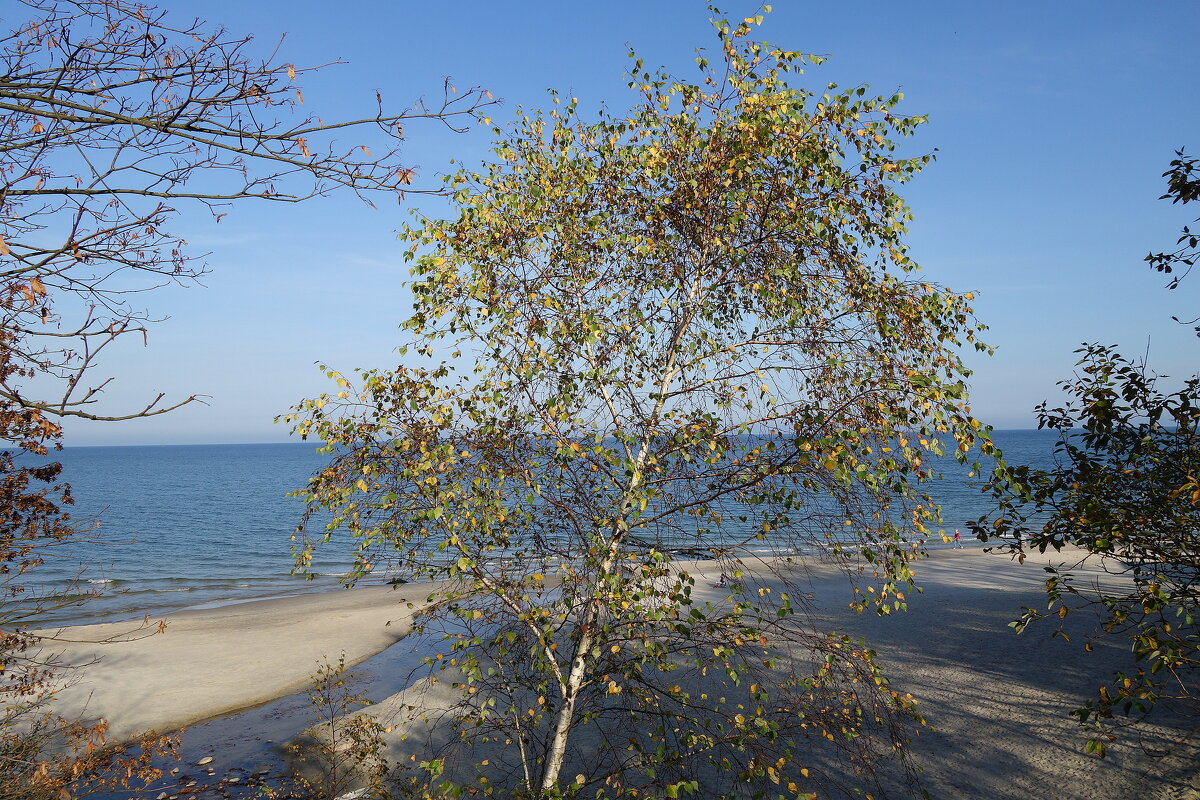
[954,529,962,548]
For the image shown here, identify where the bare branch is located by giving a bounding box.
[0,0,498,423]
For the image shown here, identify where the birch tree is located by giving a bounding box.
[289,11,991,798]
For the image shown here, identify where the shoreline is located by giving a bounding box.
[31,540,976,630]
[26,544,1069,743]
[32,581,450,744]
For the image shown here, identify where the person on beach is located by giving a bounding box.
[954,529,962,548]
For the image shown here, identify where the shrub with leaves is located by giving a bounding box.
[973,345,1200,757]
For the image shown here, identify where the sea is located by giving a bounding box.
[8,431,1061,628]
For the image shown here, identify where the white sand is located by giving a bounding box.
[31,582,448,743]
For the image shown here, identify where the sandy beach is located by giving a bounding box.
[32,581,450,744]
[32,548,1200,798]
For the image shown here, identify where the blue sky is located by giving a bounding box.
[28,0,1198,445]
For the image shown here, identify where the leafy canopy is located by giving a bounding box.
[287,10,991,798]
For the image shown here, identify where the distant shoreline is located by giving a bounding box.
[54,428,1061,450]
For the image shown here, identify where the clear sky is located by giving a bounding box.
[21,0,1198,445]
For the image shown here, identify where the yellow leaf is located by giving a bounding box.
[287,64,296,80]
[0,234,9,256]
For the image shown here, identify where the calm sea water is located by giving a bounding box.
[9,431,1060,626]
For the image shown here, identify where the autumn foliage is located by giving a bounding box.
[288,11,990,798]
[0,0,493,795]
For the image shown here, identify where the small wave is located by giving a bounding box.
[86,578,117,585]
